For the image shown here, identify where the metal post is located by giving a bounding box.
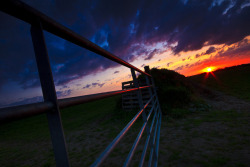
[30,21,70,167]
[130,69,150,134]
[144,66,154,110]
[144,66,153,97]
[145,67,162,114]
[144,66,162,167]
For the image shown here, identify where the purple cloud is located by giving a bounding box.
[1,0,250,106]
[205,46,216,55]
[56,89,72,98]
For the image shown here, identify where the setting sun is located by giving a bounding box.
[207,67,212,72]
[203,67,215,73]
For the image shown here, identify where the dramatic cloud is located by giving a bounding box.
[1,0,250,106]
[56,89,72,98]
[82,82,105,89]
[196,54,202,58]
[144,49,159,60]
[82,84,91,89]
[205,47,216,55]
[216,38,250,58]
[167,62,173,67]
[174,65,184,71]
[196,46,217,58]
[92,82,105,88]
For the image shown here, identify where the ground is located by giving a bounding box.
[158,85,250,167]
[0,85,250,167]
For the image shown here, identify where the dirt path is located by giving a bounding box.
[195,83,250,112]
[158,85,250,167]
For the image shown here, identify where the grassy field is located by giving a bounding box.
[1,93,249,167]
[159,109,250,167]
[189,64,250,101]
[0,95,145,167]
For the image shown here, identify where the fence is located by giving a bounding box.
[122,79,152,111]
[0,1,162,166]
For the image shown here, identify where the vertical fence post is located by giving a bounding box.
[144,66,154,108]
[131,69,144,108]
[147,68,162,114]
[144,66,162,167]
[131,69,149,132]
[30,21,70,167]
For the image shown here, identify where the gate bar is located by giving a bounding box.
[139,103,158,167]
[0,86,151,124]
[154,112,162,167]
[31,22,69,167]
[148,111,160,167]
[91,96,154,167]
[123,99,156,167]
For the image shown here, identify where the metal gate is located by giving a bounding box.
[0,1,162,166]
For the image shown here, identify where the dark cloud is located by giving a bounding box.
[174,65,184,71]
[167,62,173,67]
[205,46,216,55]
[216,39,250,58]
[144,49,159,60]
[196,53,202,58]
[82,82,105,89]
[1,0,250,96]
[114,71,119,74]
[56,89,72,98]
[92,82,105,88]
[82,84,91,89]
[196,46,217,58]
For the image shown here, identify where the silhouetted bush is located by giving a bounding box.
[139,68,193,116]
[158,86,191,108]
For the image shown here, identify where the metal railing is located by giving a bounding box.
[0,1,162,166]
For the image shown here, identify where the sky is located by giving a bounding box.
[0,0,250,107]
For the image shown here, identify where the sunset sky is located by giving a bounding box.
[0,0,250,107]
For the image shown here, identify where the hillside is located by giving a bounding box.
[188,64,250,101]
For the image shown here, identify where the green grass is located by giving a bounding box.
[159,109,250,167]
[189,64,250,101]
[0,95,144,167]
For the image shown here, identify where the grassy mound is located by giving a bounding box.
[189,63,250,101]
[140,68,205,118]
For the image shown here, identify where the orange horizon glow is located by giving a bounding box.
[203,66,216,73]
[179,56,250,77]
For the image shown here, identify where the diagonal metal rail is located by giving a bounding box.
[0,0,162,166]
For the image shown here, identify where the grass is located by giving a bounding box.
[159,109,250,167]
[189,64,250,101]
[0,95,144,167]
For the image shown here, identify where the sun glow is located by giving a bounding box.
[207,67,212,72]
[203,67,215,73]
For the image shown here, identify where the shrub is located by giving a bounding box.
[158,86,191,109]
